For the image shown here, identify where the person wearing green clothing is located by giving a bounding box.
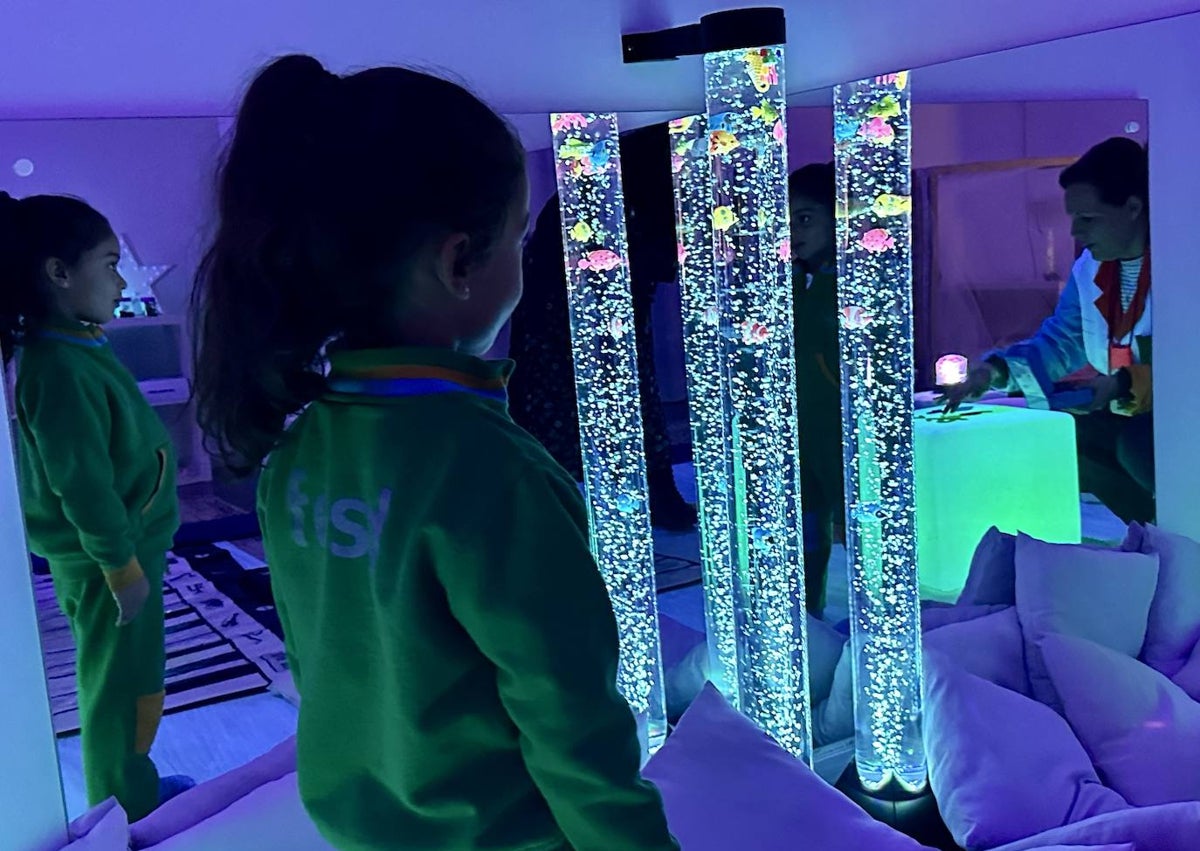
[191,56,678,851]
[0,192,191,820]
[790,163,845,618]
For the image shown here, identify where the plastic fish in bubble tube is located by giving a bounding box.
[557,138,593,161]
[837,197,874,219]
[773,120,786,144]
[671,153,685,174]
[835,117,859,143]
[709,130,741,156]
[739,320,770,345]
[712,206,738,232]
[867,95,901,120]
[551,113,589,133]
[872,194,912,217]
[671,115,699,134]
[577,249,623,271]
[673,135,696,156]
[858,118,895,146]
[677,241,688,264]
[860,228,895,253]
[778,238,791,262]
[609,316,628,338]
[840,305,875,330]
[752,99,780,124]
[709,111,734,132]
[874,71,909,90]
[744,49,779,93]
[569,221,593,242]
[703,304,720,325]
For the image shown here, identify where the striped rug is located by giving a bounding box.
[35,554,280,737]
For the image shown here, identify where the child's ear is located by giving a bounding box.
[43,257,71,290]
[434,233,472,301]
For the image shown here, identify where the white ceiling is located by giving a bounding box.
[1,0,1197,120]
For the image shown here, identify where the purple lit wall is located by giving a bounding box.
[0,117,222,317]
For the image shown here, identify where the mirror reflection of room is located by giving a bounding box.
[3,7,1200,851]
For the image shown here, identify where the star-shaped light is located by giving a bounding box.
[116,235,172,307]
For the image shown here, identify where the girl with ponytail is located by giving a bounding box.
[192,56,676,851]
[0,191,189,819]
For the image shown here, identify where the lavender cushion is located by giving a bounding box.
[1017,845,1132,850]
[1125,523,1200,676]
[923,607,1031,696]
[1041,632,1200,807]
[63,798,128,850]
[1172,637,1200,701]
[989,802,1200,851]
[957,526,1018,606]
[146,772,332,851]
[921,602,1010,632]
[643,684,934,851]
[131,736,297,848]
[1014,534,1159,709]
[923,648,1127,850]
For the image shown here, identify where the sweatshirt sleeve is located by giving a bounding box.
[19,360,136,573]
[435,463,679,851]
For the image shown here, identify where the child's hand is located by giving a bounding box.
[111,575,151,626]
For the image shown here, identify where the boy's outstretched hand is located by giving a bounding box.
[938,365,998,413]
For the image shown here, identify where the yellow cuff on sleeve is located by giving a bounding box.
[103,556,145,593]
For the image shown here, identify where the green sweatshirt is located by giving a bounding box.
[258,347,678,851]
[15,323,179,578]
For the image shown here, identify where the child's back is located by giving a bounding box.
[259,348,675,850]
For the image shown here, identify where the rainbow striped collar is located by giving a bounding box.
[32,322,108,348]
[327,348,513,403]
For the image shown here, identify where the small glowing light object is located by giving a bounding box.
[705,46,813,762]
[668,114,738,705]
[12,158,34,177]
[834,70,927,792]
[114,235,171,318]
[935,354,969,387]
[550,112,668,754]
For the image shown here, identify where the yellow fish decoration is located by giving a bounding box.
[570,221,593,242]
[670,115,699,134]
[712,206,737,232]
[557,138,592,161]
[867,95,901,120]
[709,130,741,156]
[751,99,780,124]
[872,194,912,217]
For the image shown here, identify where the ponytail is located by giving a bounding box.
[0,192,112,362]
[192,55,524,475]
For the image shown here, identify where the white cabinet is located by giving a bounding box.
[107,316,212,486]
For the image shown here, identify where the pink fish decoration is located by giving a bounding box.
[860,228,895,253]
[778,238,791,262]
[551,113,589,133]
[677,242,688,264]
[773,120,785,143]
[840,306,874,330]
[578,249,622,271]
[858,118,895,145]
[609,316,627,338]
[671,153,684,173]
[703,305,719,325]
[739,320,770,345]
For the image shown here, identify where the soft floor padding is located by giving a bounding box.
[140,773,333,851]
[1014,534,1159,709]
[131,737,297,849]
[957,526,1017,606]
[922,648,1127,850]
[923,607,1031,696]
[643,684,934,851]
[61,798,129,850]
[1040,632,1200,807]
[1125,523,1200,677]
[988,801,1200,851]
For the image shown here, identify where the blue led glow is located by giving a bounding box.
[703,47,813,763]
[833,71,927,792]
[550,112,668,754]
